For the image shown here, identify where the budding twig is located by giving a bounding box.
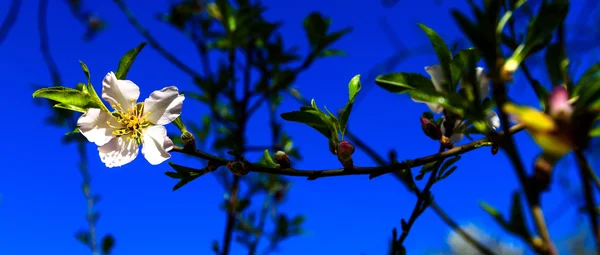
[172,124,524,180]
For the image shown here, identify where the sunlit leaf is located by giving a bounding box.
[115,42,147,80]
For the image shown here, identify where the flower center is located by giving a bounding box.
[106,99,151,145]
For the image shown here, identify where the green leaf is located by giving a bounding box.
[54,103,87,113]
[79,61,109,112]
[408,89,466,115]
[545,43,568,87]
[415,161,439,181]
[375,72,435,93]
[65,126,80,136]
[280,109,333,139]
[263,149,278,168]
[506,0,569,71]
[479,201,512,231]
[166,162,210,191]
[75,231,90,246]
[439,166,458,180]
[418,23,453,91]
[577,62,600,88]
[524,1,569,48]
[115,42,147,80]
[591,126,600,137]
[339,74,362,139]
[509,191,531,239]
[33,86,98,109]
[101,234,115,255]
[437,156,461,179]
[449,48,481,86]
[303,12,328,47]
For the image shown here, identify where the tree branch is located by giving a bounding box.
[574,148,600,254]
[172,124,524,179]
[112,0,203,80]
[0,0,21,46]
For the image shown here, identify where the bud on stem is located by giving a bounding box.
[337,140,355,170]
[420,116,442,140]
[273,151,291,169]
[226,161,249,176]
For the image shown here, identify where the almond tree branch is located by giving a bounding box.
[0,0,21,46]
[172,124,524,179]
[397,145,445,245]
[492,79,554,254]
[345,132,495,254]
[112,0,203,80]
[574,148,600,254]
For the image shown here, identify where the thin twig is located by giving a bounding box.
[172,124,524,180]
[346,131,495,254]
[38,0,61,86]
[0,0,21,46]
[492,79,555,254]
[78,142,99,255]
[574,148,600,254]
[112,0,203,80]
[397,145,445,245]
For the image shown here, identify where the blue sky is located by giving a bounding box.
[0,0,598,254]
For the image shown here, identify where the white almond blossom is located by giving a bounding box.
[413,65,500,143]
[77,72,185,168]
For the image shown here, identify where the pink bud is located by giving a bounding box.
[549,86,572,119]
[420,116,442,140]
[337,140,355,160]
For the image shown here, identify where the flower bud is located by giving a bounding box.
[337,140,355,160]
[181,131,196,151]
[548,86,573,121]
[420,116,442,140]
[273,151,291,168]
[226,161,249,176]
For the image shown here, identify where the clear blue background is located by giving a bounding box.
[1,0,599,254]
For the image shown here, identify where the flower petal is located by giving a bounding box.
[77,108,118,146]
[549,86,572,118]
[440,117,462,136]
[142,125,174,165]
[102,72,141,108]
[425,65,446,92]
[503,103,555,132]
[486,110,501,130]
[411,97,444,114]
[98,137,139,168]
[449,133,464,143]
[143,86,185,125]
[476,67,490,99]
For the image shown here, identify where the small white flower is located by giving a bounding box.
[440,111,500,144]
[440,117,465,143]
[412,65,490,113]
[77,72,185,168]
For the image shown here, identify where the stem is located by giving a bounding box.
[38,0,61,86]
[221,44,240,255]
[574,149,600,254]
[172,124,525,179]
[248,193,272,255]
[0,0,21,46]
[78,142,99,255]
[397,145,445,245]
[347,130,495,254]
[112,0,203,80]
[492,80,555,254]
